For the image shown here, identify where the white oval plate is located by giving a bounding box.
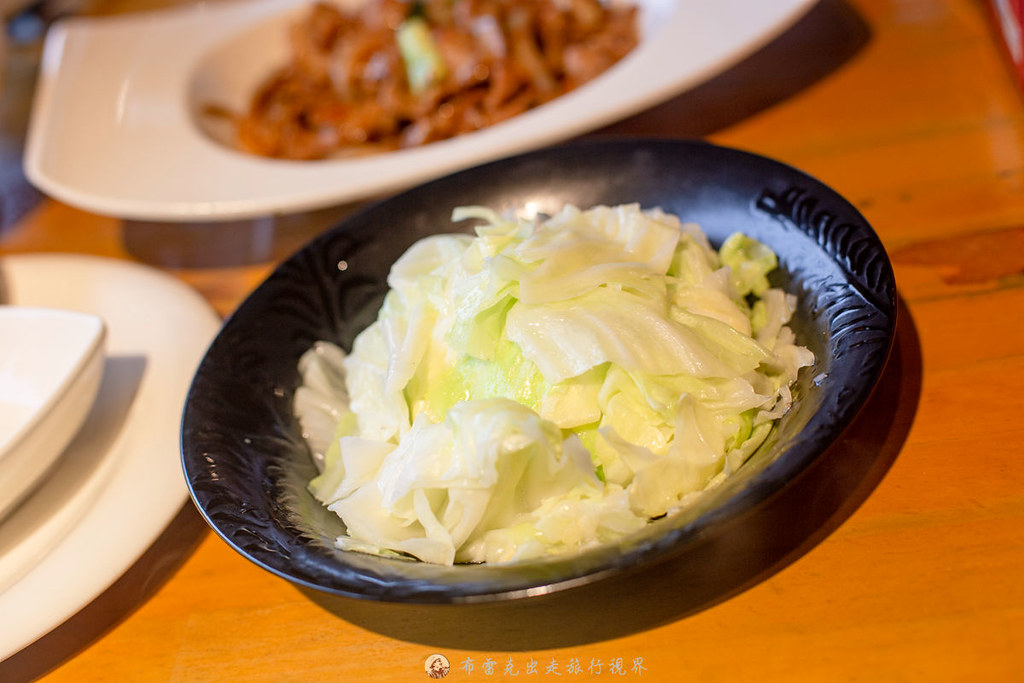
[0,254,220,661]
[24,0,816,222]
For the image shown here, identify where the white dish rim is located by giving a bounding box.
[23,0,818,222]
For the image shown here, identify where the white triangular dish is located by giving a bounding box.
[0,306,106,522]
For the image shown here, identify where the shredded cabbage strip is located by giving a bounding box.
[293,204,814,565]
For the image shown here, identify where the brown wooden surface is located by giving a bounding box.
[1,0,1023,680]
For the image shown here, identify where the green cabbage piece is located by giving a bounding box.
[295,204,814,565]
[396,15,446,94]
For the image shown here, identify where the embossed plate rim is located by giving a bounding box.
[181,138,897,603]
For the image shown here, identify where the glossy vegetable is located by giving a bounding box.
[294,204,813,564]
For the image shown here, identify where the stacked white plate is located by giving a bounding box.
[0,254,221,660]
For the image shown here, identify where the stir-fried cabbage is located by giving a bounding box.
[293,204,814,565]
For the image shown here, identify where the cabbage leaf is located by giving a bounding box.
[295,204,814,565]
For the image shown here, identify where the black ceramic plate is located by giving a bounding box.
[181,138,896,603]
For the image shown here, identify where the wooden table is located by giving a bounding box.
[2,0,1023,679]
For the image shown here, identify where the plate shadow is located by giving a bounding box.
[594,0,871,139]
[0,503,210,681]
[295,297,920,651]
